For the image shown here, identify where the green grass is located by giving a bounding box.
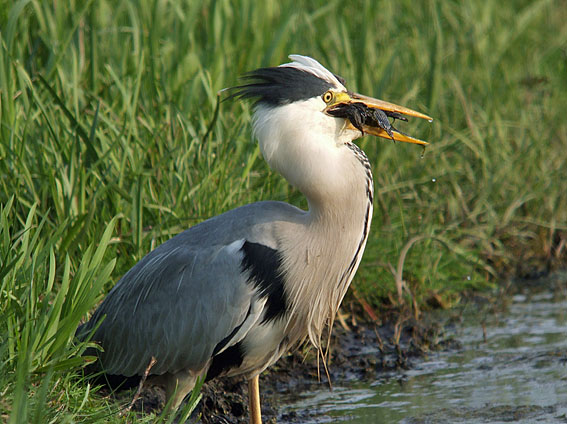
[1,0,566,421]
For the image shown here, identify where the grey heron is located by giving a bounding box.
[79,55,432,423]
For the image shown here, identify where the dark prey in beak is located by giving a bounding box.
[327,102,408,141]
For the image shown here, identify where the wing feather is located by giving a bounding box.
[85,241,253,376]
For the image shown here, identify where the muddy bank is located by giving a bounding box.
[194,309,460,423]
[276,272,567,423]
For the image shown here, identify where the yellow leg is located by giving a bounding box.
[248,375,262,424]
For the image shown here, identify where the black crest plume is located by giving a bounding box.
[231,66,335,106]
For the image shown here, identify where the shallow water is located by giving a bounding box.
[280,273,567,423]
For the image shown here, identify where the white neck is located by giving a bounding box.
[253,100,374,348]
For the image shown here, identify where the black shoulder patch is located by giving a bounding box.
[240,241,287,323]
[231,67,334,106]
[206,342,245,382]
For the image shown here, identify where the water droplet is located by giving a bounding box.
[432,178,436,183]
[467,275,471,281]
[428,119,433,123]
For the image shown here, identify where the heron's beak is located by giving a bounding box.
[325,92,433,146]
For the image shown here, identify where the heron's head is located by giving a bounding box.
[232,55,431,150]
[230,55,432,196]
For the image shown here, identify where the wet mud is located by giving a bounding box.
[194,310,458,423]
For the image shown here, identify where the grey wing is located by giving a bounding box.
[84,238,263,376]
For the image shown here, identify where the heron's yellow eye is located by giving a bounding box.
[322,91,333,104]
